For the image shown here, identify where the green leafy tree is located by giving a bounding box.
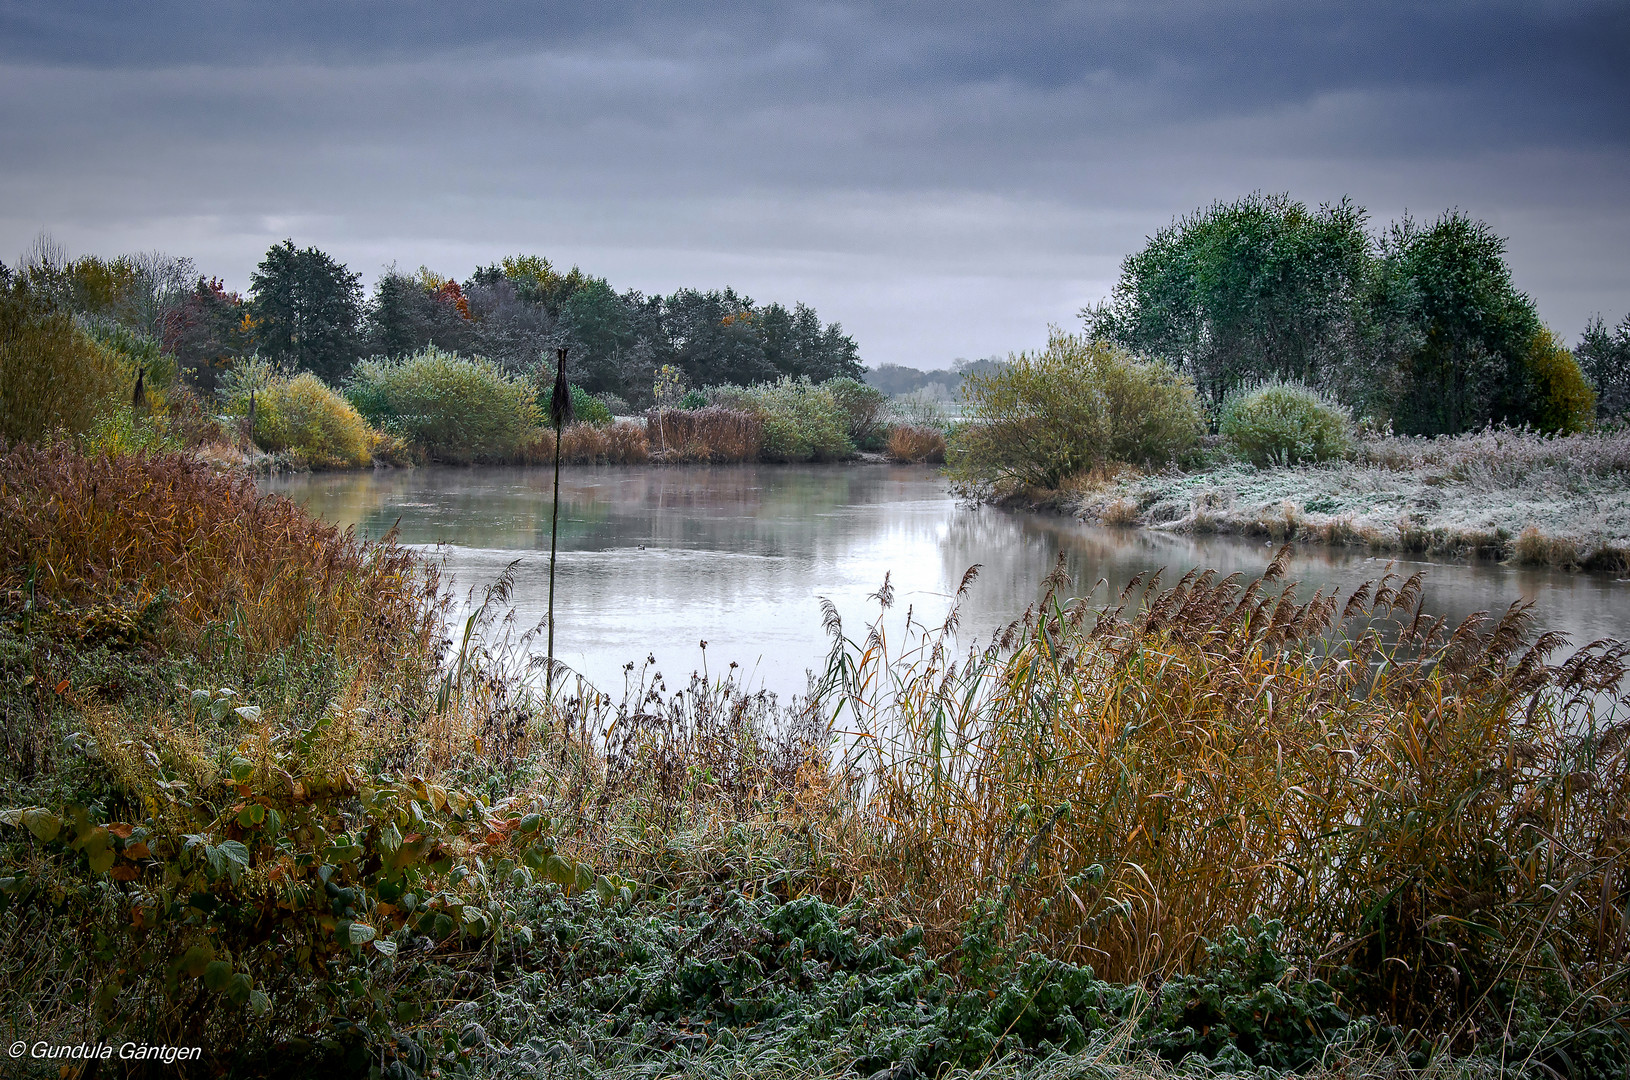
[249,240,364,382]
[660,288,774,387]
[1084,193,1374,405]
[1381,211,1543,435]
[760,301,863,381]
[1577,312,1630,420]
[365,267,475,359]
[561,277,637,394]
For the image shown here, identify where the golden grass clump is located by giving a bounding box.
[815,550,1630,1030]
[0,443,439,677]
[524,419,651,464]
[647,406,764,462]
[886,424,947,463]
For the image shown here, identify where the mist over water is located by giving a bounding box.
[264,464,1630,701]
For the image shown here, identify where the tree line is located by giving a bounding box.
[1084,193,1619,435]
[8,238,863,410]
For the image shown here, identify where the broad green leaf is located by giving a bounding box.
[234,706,262,723]
[348,922,377,945]
[248,989,272,1016]
[518,813,542,834]
[203,960,233,992]
[543,854,575,887]
[226,972,253,1006]
[372,938,398,957]
[21,808,60,843]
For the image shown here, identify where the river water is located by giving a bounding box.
[263,464,1630,702]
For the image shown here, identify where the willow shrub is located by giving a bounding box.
[0,288,128,444]
[346,346,539,463]
[1220,378,1354,466]
[950,332,1203,489]
[710,377,853,462]
[224,371,372,469]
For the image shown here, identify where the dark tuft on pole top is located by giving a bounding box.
[549,346,573,428]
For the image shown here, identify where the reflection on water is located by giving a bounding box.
[264,465,1630,700]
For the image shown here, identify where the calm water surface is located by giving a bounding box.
[264,465,1630,701]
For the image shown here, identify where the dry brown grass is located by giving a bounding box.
[886,424,948,463]
[523,420,651,465]
[0,443,440,677]
[646,407,764,463]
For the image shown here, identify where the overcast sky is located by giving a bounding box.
[2,1,1627,369]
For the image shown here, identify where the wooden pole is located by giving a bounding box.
[546,346,573,701]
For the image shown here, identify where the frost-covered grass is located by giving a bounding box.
[1072,427,1630,572]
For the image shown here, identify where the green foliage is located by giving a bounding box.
[824,375,889,450]
[0,285,127,444]
[249,240,364,383]
[951,332,1203,489]
[231,370,374,468]
[345,346,539,463]
[570,384,613,425]
[1088,195,1560,436]
[710,377,854,462]
[1384,211,1545,436]
[1220,378,1355,465]
[1577,312,1630,421]
[677,388,707,410]
[1084,192,1375,404]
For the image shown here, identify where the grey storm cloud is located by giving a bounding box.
[2,1,1627,367]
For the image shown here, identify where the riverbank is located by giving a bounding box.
[3,445,1627,1078]
[1053,427,1630,574]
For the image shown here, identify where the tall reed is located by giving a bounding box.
[813,549,1629,1033]
[646,407,764,463]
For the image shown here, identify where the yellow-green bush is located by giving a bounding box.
[709,377,853,462]
[237,371,374,469]
[346,347,539,463]
[950,332,1203,489]
[1220,378,1354,466]
[0,289,128,444]
[1523,328,1596,434]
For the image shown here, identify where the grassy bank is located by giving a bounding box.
[1064,427,1630,572]
[2,446,1626,1077]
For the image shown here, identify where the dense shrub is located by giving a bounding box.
[1522,328,1596,434]
[950,332,1203,489]
[677,388,708,410]
[710,377,853,461]
[232,371,373,468]
[0,288,128,444]
[825,376,890,450]
[569,383,613,425]
[885,424,946,463]
[646,406,763,463]
[1220,378,1355,465]
[346,346,539,463]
